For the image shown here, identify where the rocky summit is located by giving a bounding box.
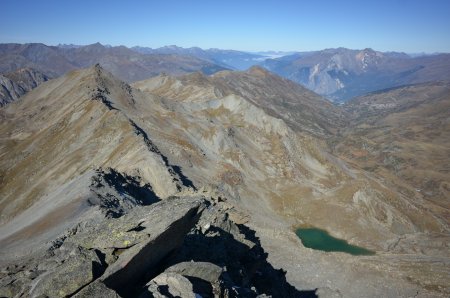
[0,64,449,297]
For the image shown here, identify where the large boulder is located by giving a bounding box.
[143,272,196,298]
[30,244,103,297]
[0,196,206,297]
[0,193,307,297]
[165,261,223,284]
[99,196,206,292]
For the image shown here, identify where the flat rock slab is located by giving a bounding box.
[99,196,206,291]
[0,196,206,298]
[73,281,121,298]
[165,261,223,284]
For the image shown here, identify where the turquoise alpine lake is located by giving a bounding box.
[295,227,375,256]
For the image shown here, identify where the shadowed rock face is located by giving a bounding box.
[87,168,161,218]
[0,68,49,106]
[0,196,204,297]
[0,195,312,298]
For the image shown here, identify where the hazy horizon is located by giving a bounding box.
[4,41,449,56]
[2,0,450,53]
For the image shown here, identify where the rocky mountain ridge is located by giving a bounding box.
[134,66,346,137]
[0,65,449,297]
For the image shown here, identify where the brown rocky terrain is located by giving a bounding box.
[134,66,346,136]
[1,194,311,297]
[0,65,449,297]
[335,81,450,241]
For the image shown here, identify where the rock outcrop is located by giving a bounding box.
[0,194,312,297]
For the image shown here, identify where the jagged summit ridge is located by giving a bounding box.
[0,65,197,261]
[246,65,271,77]
[134,66,346,136]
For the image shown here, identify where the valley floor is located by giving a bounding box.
[242,197,450,298]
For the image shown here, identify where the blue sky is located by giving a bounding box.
[1,0,449,52]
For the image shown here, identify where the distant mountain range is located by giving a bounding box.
[131,45,271,70]
[1,43,449,105]
[262,48,450,102]
[0,43,229,82]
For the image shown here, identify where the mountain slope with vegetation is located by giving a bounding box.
[336,81,450,221]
